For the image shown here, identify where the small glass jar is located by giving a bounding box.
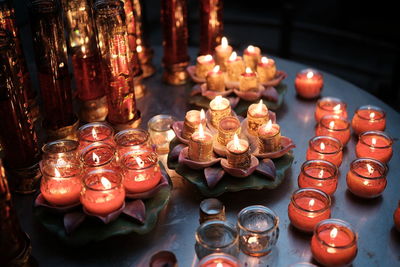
[315,115,351,146]
[351,105,386,135]
[356,131,393,163]
[78,122,115,150]
[195,220,239,259]
[199,198,226,224]
[314,97,347,122]
[237,205,279,256]
[80,142,118,171]
[196,252,241,267]
[306,136,343,167]
[298,160,338,196]
[42,139,80,166]
[114,128,150,159]
[148,114,177,154]
[294,68,324,99]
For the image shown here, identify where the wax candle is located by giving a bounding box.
[206,65,225,92]
[209,96,231,128]
[81,169,125,216]
[214,37,232,71]
[315,97,348,122]
[351,105,386,135]
[247,100,269,136]
[257,120,281,153]
[298,160,338,196]
[356,131,392,163]
[288,188,331,233]
[78,122,115,151]
[182,109,206,139]
[196,253,241,267]
[196,54,215,79]
[114,128,150,159]
[81,142,118,170]
[394,202,400,232]
[226,52,245,82]
[121,150,161,193]
[226,134,251,169]
[306,136,343,167]
[315,115,351,146]
[257,56,277,83]
[217,116,241,146]
[243,45,261,71]
[295,69,324,99]
[311,219,357,267]
[346,158,387,198]
[188,124,214,162]
[239,67,258,91]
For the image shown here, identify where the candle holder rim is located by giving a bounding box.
[290,188,331,213]
[308,135,343,154]
[355,105,386,121]
[350,157,388,179]
[248,102,269,117]
[93,0,123,16]
[317,97,346,111]
[288,262,319,267]
[78,122,114,143]
[319,115,350,131]
[197,54,215,63]
[28,0,59,14]
[195,220,238,250]
[358,130,393,148]
[297,68,323,77]
[314,218,357,249]
[226,139,249,155]
[237,205,279,234]
[258,123,281,138]
[82,168,122,191]
[199,198,225,214]
[114,128,149,146]
[218,116,241,130]
[40,162,82,178]
[120,149,158,170]
[209,97,231,111]
[42,139,79,155]
[301,159,338,180]
[147,114,177,132]
[196,252,241,267]
[80,142,116,167]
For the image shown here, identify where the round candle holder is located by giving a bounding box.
[226,52,245,82]
[316,115,351,146]
[195,220,239,259]
[295,69,323,99]
[394,201,400,232]
[306,136,343,167]
[77,122,115,150]
[189,126,214,162]
[199,198,226,224]
[356,131,393,163]
[80,142,118,171]
[257,57,277,83]
[237,205,279,256]
[288,188,331,233]
[351,105,386,135]
[206,66,225,92]
[209,96,231,128]
[311,219,358,267]
[196,252,241,267]
[315,97,347,122]
[182,110,206,140]
[298,160,338,196]
[226,138,251,169]
[195,55,215,79]
[346,158,387,198]
[243,45,261,71]
[148,114,177,154]
[42,139,80,166]
[217,116,241,146]
[246,101,269,136]
[114,128,150,159]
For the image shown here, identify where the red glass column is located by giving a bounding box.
[199,0,223,56]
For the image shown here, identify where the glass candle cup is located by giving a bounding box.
[315,115,351,146]
[148,114,177,154]
[356,131,393,163]
[81,168,125,216]
[77,122,115,150]
[196,253,241,267]
[199,198,226,224]
[306,136,343,167]
[315,97,347,122]
[120,149,162,194]
[351,105,386,135]
[288,188,331,233]
[394,201,400,232]
[298,160,339,196]
[80,142,118,171]
[311,219,358,267]
[114,128,150,159]
[294,69,323,99]
[195,220,239,259]
[346,158,387,198]
[42,139,80,166]
[237,205,279,256]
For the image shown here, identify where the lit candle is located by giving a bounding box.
[78,122,115,150]
[346,158,387,198]
[311,219,358,267]
[315,97,348,122]
[182,109,206,139]
[206,65,225,92]
[257,120,281,153]
[81,169,125,216]
[196,54,215,79]
[188,123,213,162]
[247,100,269,136]
[114,128,151,159]
[243,45,261,70]
[217,116,241,145]
[306,136,343,167]
[257,56,276,83]
[226,52,245,82]
[226,134,250,169]
[355,131,393,163]
[239,67,258,91]
[298,160,338,196]
[80,142,118,170]
[315,115,351,146]
[288,188,331,233]
[209,96,231,128]
[394,202,400,232]
[214,37,232,71]
[197,253,241,267]
[351,105,386,135]
[294,69,324,99]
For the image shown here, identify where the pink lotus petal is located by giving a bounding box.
[83,202,125,224]
[268,110,277,123]
[126,172,169,199]
[261,70,288,87]
[178,147,221,170]
[122,199,146,224]
[169,143,186,162]
[64,211,86,235]
[172,121,189,145]
[201,83,233,100]
[220,155,259,178]
[35,193,80,213]
[187,65,206,83]
[255,158,276,180]
[233,88,262,102]
[254,136,296,159]
[262,87,279,103]
[191,84,202,96]
[204,167,225,188]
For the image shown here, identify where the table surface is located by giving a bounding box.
[14,47,400,267]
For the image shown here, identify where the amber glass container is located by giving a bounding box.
[199,0,223,55]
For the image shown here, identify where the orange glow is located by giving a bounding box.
[306,71,314,79]
[229,51,237,61]
[198,123,205,139]
[204,54,213,62]
[136,45,143,53]
[261,56,269,64]
[54,168,61,177]
[200,109,205,121]
[100,177,112,190]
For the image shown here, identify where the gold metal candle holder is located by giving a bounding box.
[195,55,215,79]
[226,52,245,82]
[258,123,281,153]
[206,66,225,92]
[209,96,231,128]
[162,62,189,85]
[239,68,258,91]
[226,137,251,169]
[188,125,213,162]
[217,116,241,145]
[182,110,206,139]
[78,95,108,123]
[214,37,232,72]
[243,45,261,71]
[247,102,269,136]
[257,57,276,83]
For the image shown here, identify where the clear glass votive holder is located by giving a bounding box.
[42,139,80,166]
[199,198,226,224]
[77,122,115,151]
[148,114,177,154]
[114,128,150,159]
[80,142,118,171]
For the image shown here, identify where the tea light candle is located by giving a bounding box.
[315,115,351,146]
[257,56,276,83]
[288,188,331,233]
[206,65,225,92]
[188,124,214,162]
[257,120,281,153]
[209,96,231,128]
[355,131,393,163]
[351,105,386,135]
[239,67,258,91]
[81,142,117,170]
[226,134,251,169]
[306,136,343,167]
[346,158,387,198]
[315,97,348,122]
[78,122,115,151]
[247,100,269,136]
[217,116,241,146]
[311,219,358,267]
[243,45,261,70]
[81,169,125,216]
[182,109,206,139]
[294,69,324,99]
[214,37,232,71]
[298,160,339,196]
[394,201,400,232]
[196,253,241,267]
[196,54,215,79]
[226,52,245,82]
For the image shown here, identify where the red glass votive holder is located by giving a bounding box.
[288,188,331,233]
[120,149,162,193]
[78,122,115,150]
[81,168,125,216]
[394,201,400,232]
[306,136,343,167]
[311,219,358,267]
[298,160,338,196]
[196,252,241,267]
[315,97,348,122]
[42,139,80,166]
[80,142,118,171]
[346,158,387,198]
[114,128,150,159]
[356,131,393,163]
[316,115,351,146]
[294,69,324,99]
[351,105,386,135]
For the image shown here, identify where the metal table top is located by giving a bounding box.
[14,48,400,267]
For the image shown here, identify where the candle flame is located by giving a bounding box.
[367,163,374,174]
[318,169,324,178]
[216,263,223,267]
[264,120,272,131]
[370,112,375,119]
[329,121,335,129]
[204,54,213,61]
[54,168,61,177]
[306,71,314,79]
[245,67,253,74]
[309,198,315,207]
[261,56,269,64]
[248,236,258,244]
[214,95,223,105]
[247,45,255,53]
[200,109,205,121]
[92,128,98,139]
[221,37,228,48]
[212,65,220,73]
[333,104,341,111]
[320,142,326,151]
[100,177,112,190]
[229,51,237,61]
[372,138,377,145]
[81,45,86,54]
[256,100,264,114]
[198,123,205,139]
[330,227,338,239]
[136,45,143,53]
[135,156,145,168]
[93,152,100,164]
[233,134,240,150]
